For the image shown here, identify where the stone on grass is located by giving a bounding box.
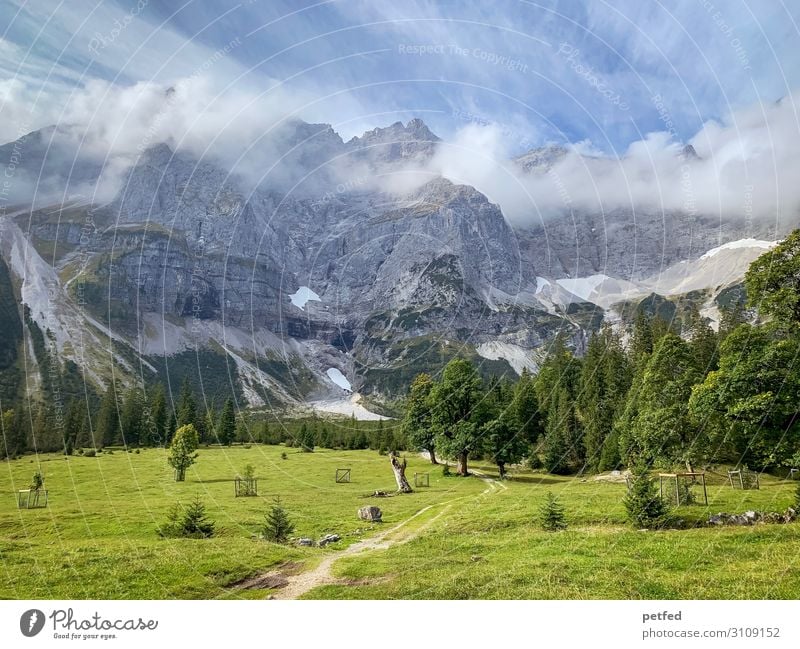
[358,505,382,522]
[319,533,341,547]
[297,537,314,546]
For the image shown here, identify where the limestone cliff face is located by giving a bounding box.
[3,118,777,404]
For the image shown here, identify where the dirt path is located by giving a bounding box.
[268,471,505,600]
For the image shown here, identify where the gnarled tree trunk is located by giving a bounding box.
[390,452,413,493]
[429,447,438,464]
[457,451,468,476]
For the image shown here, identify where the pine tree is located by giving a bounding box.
[579,327,630,471]
[96,384,121,447]
[511,368,542,446]
[160,497,214,538]
[299,422,314,452]
[623,465,670,529]
[218,398,236,446]
[148,383,167,447]
[120,387,144,447]
[176,378,197,430]
[539,491,567,531]
[165,410,177,445]
[262,497,295,543]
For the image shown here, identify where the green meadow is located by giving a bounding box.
[1,446,798,599]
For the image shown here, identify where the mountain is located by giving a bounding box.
[0,118,792,415]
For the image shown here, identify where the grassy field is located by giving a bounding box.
[1,446,798,599]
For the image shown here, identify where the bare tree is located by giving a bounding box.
[389,452,413,493]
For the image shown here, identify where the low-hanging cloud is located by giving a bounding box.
[429,91,800,228]
[5,71,800,231]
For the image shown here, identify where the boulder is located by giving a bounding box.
[358,506,383,522]
[297,537,314,546]
[708,513,726,526]
[319,533,341,547]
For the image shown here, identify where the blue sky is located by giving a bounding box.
[1,0,799,154]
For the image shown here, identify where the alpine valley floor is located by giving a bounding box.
[1,446,798,599]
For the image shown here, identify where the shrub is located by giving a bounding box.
[76,448,84,456]
[281,452,288,460]
[539,491,567,531]
[159,497,215,538]
[134,448,140,454]
[84,449,96,457]
[442,463,451,477]
[262,497,294,543]
[624,465,670,529]
[29,472,44,491]
[168,424,200,482]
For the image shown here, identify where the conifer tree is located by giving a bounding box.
[539,491,567,531]
[218,398,236,446]
[262,497,295,543]
[623,464,670,529]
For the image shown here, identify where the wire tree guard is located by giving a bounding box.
[788,468,800,480]
[728,468,760,490]
[335,468,351,483]
[234,477,258,497]
[17,489,48,509]
[659,472,708,506]
[414,472,430,488]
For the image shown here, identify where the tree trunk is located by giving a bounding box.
[497,461,506,479]
[457,451,468,476]
[390,452,413,493]
[428,447,438,464]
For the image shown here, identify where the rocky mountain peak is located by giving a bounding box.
[514,144,569,173]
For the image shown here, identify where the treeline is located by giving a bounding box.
[402,230,800,476]
[0,373,407,458]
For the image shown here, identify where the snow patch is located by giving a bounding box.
[535,276,551,293]
[476,341,538,375]
[289,286,321,310]
[555,274,611,302]
[700,239,775,260]
[309,394,389,420]
[326,367,352,391]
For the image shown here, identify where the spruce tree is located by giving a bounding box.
[149,383,167,447]
[96,384,120,448]
[262,497,295,543]
[539,491,567,531]
[120,387,144,447]
[218,398,236,446]
[176,378,197,430]
[623,465,670,529]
